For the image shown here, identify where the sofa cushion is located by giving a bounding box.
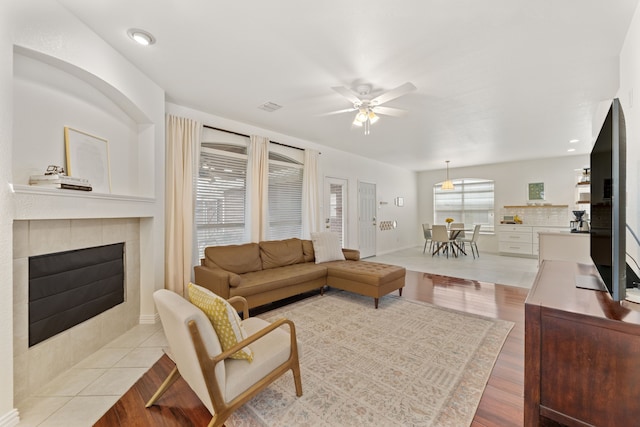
[204,243,262,274]
[187,283,254,362]
[302,240,315,262]
[235,263,327,297]
[342,248,360,261]
[259,238,305,270]
[311,232,345,263]
[324,260,406,285]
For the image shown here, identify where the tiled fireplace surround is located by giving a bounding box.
[12,218,141,404]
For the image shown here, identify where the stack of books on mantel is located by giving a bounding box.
[29,174,92,191]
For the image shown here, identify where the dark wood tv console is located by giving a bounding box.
[524,260,640,427]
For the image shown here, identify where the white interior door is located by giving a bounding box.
[323,177,347,247]
[358,181,377,258]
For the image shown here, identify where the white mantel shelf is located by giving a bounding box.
[12,184,157,220]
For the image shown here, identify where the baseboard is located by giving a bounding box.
[0,409,19,427]
[374,244,417,256]
[139,312,159,324]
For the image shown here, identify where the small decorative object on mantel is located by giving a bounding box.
[45,165,65,175]
[64,127,111,194]
[30,164,92,191]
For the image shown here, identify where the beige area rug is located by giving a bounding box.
[227,291,514,427]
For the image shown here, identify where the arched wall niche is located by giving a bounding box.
[12,45,155,199]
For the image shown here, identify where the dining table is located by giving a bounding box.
[432,225,472,257]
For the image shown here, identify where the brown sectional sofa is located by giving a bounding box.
[194,238,405,309]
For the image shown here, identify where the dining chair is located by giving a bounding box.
[431,224,456,258]
[458,224,481,259]
[422,223,432,254]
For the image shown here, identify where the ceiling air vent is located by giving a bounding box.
[257,102,282,112]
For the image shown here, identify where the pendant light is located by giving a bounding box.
[442,160,455,190]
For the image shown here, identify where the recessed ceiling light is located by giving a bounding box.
[569,139,579,143]
[127,28,155,46]
[567,148,576,152]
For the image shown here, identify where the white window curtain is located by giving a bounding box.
[165,114,201,296]
[302,149,320,239]
[247,135,269,242]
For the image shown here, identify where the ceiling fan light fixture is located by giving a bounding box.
[333,81,416,136]
[355,110,368,123]
[442,160,455,190]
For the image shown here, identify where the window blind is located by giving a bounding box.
[195,144,248,258]
[434,178,495,232]
[267,151,303,241]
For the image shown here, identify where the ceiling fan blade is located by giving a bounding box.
[373,106,408,117]
[370,82,416,105]
[318,107,357,117]
[331,86,362,105]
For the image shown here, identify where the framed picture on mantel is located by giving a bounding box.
[64,127,112,194]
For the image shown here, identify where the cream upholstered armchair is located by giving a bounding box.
[146,289,302,427]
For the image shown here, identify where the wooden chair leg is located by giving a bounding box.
[146,365,181,407]
[292,364,303,397]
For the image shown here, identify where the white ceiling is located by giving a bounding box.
[58,0,639,171]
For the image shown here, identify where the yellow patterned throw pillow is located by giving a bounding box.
[187,283,253,362]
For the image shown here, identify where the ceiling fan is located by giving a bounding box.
[329,82,416,135]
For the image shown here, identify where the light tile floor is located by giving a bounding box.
[15,247,538,426]
[368,246,539,288]
[16,323,168,427]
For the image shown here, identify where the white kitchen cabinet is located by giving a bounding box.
[497,225,568,257]
[532,226,569,255]
[498,225,533,256]
[538,232,590,265]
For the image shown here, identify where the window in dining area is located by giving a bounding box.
[433,178,495,232]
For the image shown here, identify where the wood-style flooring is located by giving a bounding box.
[95,270,529,426]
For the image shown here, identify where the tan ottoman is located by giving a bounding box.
[324,261,406,308]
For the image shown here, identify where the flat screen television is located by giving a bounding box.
[582,98,639,301]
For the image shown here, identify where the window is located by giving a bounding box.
[328,181,345,246]
[434,178,495,232]
[195,129,249,258]
[267,145,303,240]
